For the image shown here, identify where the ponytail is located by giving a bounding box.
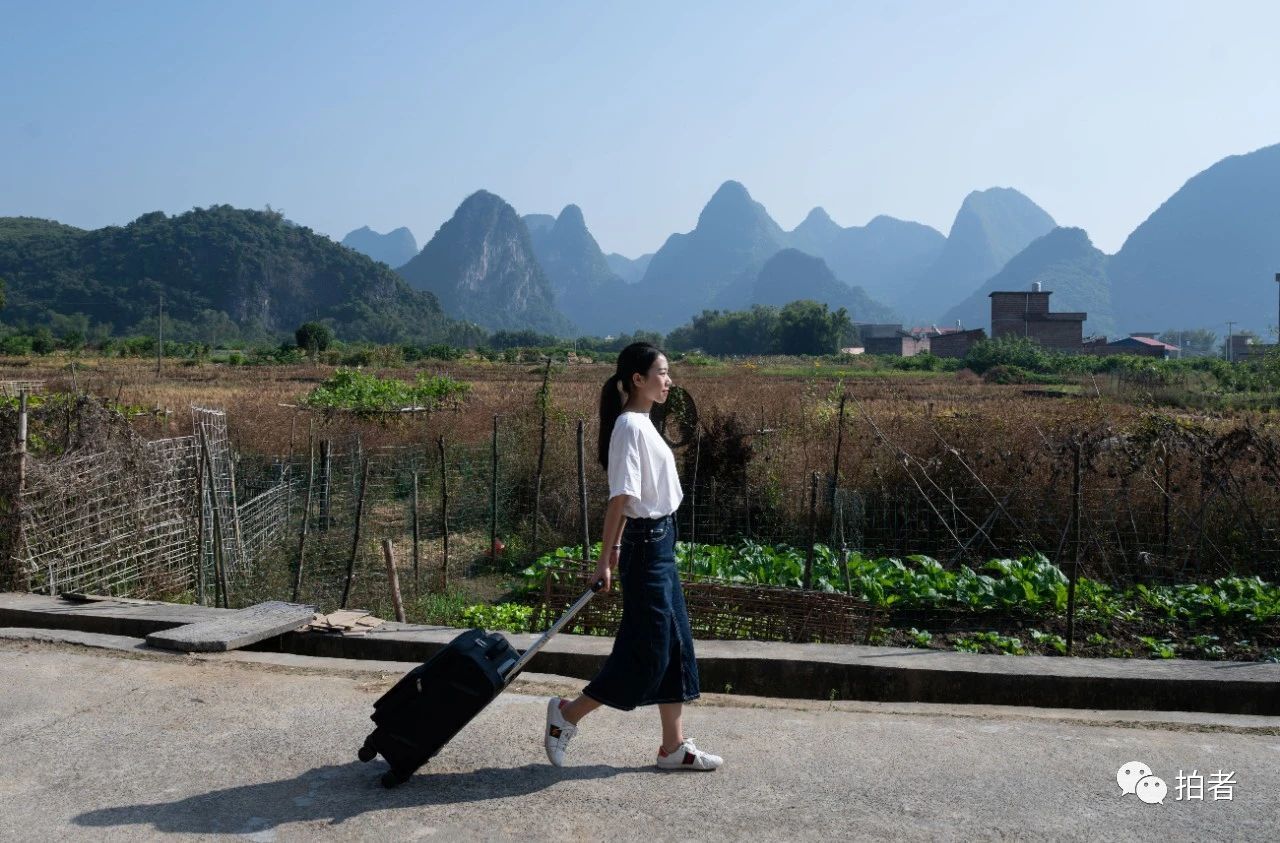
[597,374,626,470]
[597,341,665,470]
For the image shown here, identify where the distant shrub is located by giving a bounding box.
[421,344,464,361]
[982,364,1032,384]
[0,334,34,356]
[303,368,470,414]
[964,336,1051,374]
[340,348,374,367]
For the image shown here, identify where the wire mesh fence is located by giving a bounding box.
[21,436,198,597]
[5,389,1280,652]
[6,401,303,602]
[227,405,1280,637]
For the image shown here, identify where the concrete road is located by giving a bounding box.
[1,639,1278,841]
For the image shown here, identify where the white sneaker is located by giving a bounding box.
[544,697,578,767]
[655,738,722,771]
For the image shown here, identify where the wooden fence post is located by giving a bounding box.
[1066,441,1082,655]
[291,426,316,603]
[689,428,700,577]
[830,385,846,509]
[286,413,298,473]
[6,390,30,591]
[318,438,332,530]
[340,456,371,609]
[438,435,450,591]
[803,471,819,590]
[1161,441,1171,563]
[198,431,229,608]
[577,419,590,567]
[195,440,206,605]
[382,539,406,623]
[490,414,499,571]
[532,358,551,563]
[16,389,27,492]
[411,470,421,597]
[227,447,246,575]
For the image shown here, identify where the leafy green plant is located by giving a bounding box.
[954,631,1026,655]
[303,368,470,414]
[906,627,933,648]
[406,588,471,627]
[1133,577,1280,625]
[1028,629,1068,655]
[1075,579,1135,621]
[1188,633,1226,659]
[460,602,535,632]
[1137,635,1177,659]
[521,542,1280,652]
[520,543,605,586]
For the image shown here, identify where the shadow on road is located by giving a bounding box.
[73,761,650,834]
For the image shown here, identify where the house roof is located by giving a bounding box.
[1112,336,1179,351]
[906,326,960,336]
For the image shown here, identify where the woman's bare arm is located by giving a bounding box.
[594,494,631,590]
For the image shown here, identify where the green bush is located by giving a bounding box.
[423,344,465,361]
[340,348,374,367]
[295,321,334,355]
[982,364,1033,384]
[964,336,1053,374]
[460,603,535,632]
[0,334,34,355]
[303,367,470,414]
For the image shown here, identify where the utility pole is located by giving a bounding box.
[1225,320,1235,362]
[1274,272,1279,346]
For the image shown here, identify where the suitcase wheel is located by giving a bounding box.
[381,770,409,789]
[358,743,377,763]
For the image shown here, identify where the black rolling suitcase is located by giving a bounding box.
[358,579,603,787]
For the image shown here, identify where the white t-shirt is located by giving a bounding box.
[607,411,684,519]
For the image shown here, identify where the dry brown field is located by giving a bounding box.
[4,353,1279,591]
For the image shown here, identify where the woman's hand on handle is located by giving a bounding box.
[594,547,619,592]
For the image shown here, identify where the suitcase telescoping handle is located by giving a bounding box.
[502,577,606,684]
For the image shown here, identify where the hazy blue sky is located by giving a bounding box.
[4,1,1279,257]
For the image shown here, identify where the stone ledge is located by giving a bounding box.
[3,592,1277,715]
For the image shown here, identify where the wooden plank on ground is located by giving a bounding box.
[145,601,316,653]
[315,610,369,628]
[60,593,166,606]
[303,609,386,634]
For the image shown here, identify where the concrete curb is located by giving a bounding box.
[3,592,1278,715]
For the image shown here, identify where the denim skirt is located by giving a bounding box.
[582,513,701,711]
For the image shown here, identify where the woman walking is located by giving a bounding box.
[543,342,722,771]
